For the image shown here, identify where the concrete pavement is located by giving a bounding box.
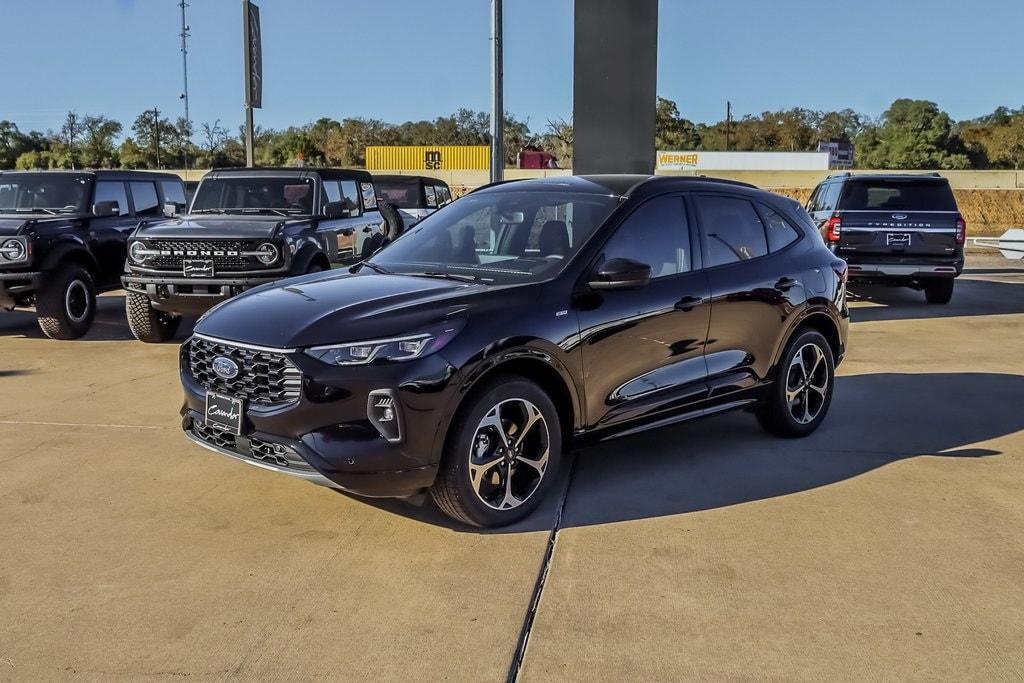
[1,253,1022,680]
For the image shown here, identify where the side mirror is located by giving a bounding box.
[589,257,652,290]
[323,201,352,219]
[92,200,120,217]
[163,202,185,217]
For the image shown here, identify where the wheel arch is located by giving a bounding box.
[40,241,98,277]
[292,244,330,273]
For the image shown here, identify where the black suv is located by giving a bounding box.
[807,173,965,303]
[179,175,849,527]
[373,175,453,224]
[123,168,383,342]
[0,170,186,339]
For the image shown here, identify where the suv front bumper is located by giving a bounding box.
[178,337,461,497]
[0,271,43,308]
[123,272,284,315]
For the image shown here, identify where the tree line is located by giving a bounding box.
[2,97,1024,171]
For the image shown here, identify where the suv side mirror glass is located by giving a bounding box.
[323,200,348,219]
[163,202,185,217]
[589,257,652,290]
[92,200,120,217]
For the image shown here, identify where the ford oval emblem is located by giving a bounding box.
[212,356,240,379]
[891,213,908,220]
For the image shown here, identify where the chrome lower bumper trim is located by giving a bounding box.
[184,430,342,489]
[847,264,958,277]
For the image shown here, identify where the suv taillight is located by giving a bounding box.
[955,215,966,245]
[824,215,842,243]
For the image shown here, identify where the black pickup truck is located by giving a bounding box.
[807,173,965,303]
[122,167,384,342]
[0,170,186,339]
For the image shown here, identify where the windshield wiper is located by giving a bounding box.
[191,208,228,214]
[354,260,392,275]
[408,270,491,284]
[238,208,290,216]
[5,207,58,215]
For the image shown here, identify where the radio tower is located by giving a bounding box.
[179,0,191,169]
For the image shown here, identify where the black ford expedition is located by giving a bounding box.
[807,173,965,303]
[122,168,383,342]
[0,170,186,339]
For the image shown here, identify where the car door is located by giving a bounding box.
[317,179,379,263]
[88,179,137,287]
[693,193,806,401]
[576,193,711,432]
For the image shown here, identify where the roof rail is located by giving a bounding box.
[691,175,758,189]
[826,171,852,179]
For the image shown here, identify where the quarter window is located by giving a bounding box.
[129,181,160,216]
[424,185,438,208]
[760,205,801,252]
[360,182,377,209]
[94,181,129,216]
[601,196,691,278]
[695,195,768,267]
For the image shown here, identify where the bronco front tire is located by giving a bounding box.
[126,291,181,343]
[430,376,562,528]
[36,263,96,340]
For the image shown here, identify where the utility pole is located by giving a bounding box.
[153,107,162,168]
[179,0,191,169]
[725,101,732,152]
[242,0,262,168]
[489,0,503,183]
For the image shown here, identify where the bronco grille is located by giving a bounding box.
[147,240,250,271]
[187,336,302,406]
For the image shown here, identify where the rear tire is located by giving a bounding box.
[924,278,954,304]
[756,329,835,438]
[430,376,562,528]
[36,264,96,340]
[126,291,181,343]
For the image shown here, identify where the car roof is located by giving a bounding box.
[373,174,449,187]
[205,167,372,182]
[826,172,948,183]
[472,174,758,198]
[0,169,182,181]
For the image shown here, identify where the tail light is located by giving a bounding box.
[824,215,842,243]
[955,215,966,245]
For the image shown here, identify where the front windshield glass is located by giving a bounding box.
[190,177,316,216]
[369,190,620,284]
[375,178,424,208]
[0,174,90,214]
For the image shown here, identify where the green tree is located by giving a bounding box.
[15,150,46,170]
[131,110,177,168]
[655,97,701,150]
[80,115,122,167]
[118,138,146,168]
[855,99,969,169]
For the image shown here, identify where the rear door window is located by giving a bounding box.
[837,180,957,211]
[339,180,361,215]
[695,195,769,267]
[759,205,801,252]
[129,181,160,216]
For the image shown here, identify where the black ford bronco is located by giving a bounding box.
[0,170,186,339]
[122,168,384,342]
[807,173,965,303]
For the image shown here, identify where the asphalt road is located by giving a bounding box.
[1,253,1022,680]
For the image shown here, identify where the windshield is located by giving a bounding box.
[190,177,316,215]
[0,174,90,214]
[368,190,620,284]
[838,180,957,211]
[375,178,424,209]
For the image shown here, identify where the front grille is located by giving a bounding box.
[187,336,302,406]
[190,419,315,472]
[147,240,250,271]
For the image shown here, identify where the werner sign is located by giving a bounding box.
[656,151,830,171]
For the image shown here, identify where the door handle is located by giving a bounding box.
[674,295,705,311]
[774,277,798,292]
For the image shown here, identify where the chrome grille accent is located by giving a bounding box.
[190,419,315,472]
[187,336,302,406]
[147,239,249,271]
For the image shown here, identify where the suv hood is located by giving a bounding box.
[135,215,310,239]
[0,215,79,236]
[194,269,492,348]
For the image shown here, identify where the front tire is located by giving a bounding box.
[924,278,954,304]
[126,291,181,343]
[756,329,835,438]
[36,264,96,340]
[430,376,562,528]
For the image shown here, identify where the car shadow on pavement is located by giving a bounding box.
[0,294,195,343]
[362,372,1022,533]
[849,276,1024,322]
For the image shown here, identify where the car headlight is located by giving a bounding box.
[128,240,150,263]
[304,323,463,366]
[0,238,27,262]
[255,242,279,265]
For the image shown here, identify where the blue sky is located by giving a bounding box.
[1,0,1020,135]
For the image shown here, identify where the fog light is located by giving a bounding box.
[367,389,402,443]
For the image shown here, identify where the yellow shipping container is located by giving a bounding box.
[365,145,490,171]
